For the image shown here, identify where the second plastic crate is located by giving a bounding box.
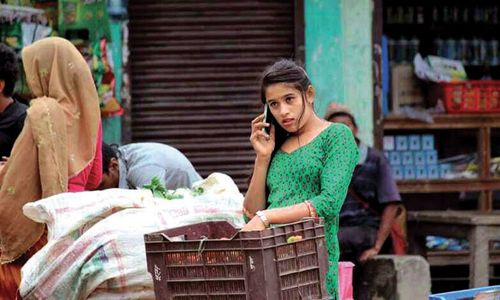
[144,219,330,300]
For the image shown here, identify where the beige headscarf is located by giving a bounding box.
[0,37,101,262]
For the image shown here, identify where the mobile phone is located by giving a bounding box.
[263,105,272,134]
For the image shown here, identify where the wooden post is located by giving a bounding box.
[372,0,383,150]
[478,127,492,211]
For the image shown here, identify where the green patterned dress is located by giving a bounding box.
[266,123,359,298]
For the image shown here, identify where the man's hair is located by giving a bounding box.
[0,43,19,97]
[327,111,358,129]
[102,143,118,174]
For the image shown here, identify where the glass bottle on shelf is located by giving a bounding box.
[396,6,405,24]
[387,6,394,24]
[445,38,457,60]
[434,38,444,57]
[416,6,424,24]
[480,39,489,64]
[483,7,490,23]
[492,6,499,24]
[409,37,419,61]
[462,7,469,23]
[465,39,475,65]
[474,7,484,23]
[490,40,499,66]
[458,39,468,64]
[452,6,460,23]
[432,6,439,23]
[396,37,409,63]
[471,37,481,65]
[406,6,415,24]
[442,6,450,24]
[388,39,396,64]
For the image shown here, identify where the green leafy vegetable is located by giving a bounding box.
[143,177,183,200]
[191,186,204,196]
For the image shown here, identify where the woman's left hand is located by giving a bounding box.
[241,215,266,232]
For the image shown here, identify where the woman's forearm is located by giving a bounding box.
[243,156,271,216]
[264,202,311,224]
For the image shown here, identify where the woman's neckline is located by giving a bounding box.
[279,123,333,155]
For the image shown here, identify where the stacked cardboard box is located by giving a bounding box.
[384,134,452,180]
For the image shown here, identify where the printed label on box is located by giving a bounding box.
[384,136,395,151]
[428,165,439,179]
[404,166,416,180]
[402,151,414,166]
[409,135,421,150]
[422,134,435,150]
[396,136,409,151]
[416,166,427,179]
[414,151,426,165]
[389,151,402,166]
[439,163,452,179]
[425,150,438,165]
[393,166,404,180]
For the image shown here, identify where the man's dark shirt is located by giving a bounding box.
[339,144,402,227]
[0,100,27,157]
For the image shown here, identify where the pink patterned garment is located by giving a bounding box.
[68,124,103,192]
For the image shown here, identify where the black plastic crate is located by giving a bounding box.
[144,218,330,300]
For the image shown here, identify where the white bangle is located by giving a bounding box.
[256,210,270,227]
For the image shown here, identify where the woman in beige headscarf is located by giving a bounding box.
[0,37,103,298]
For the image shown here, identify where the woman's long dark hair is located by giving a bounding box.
[247,59,312,189]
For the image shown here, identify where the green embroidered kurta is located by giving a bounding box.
[266,124,359,298]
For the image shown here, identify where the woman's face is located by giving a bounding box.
[265,83,314,133]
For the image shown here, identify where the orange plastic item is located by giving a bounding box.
[441,80,500,113]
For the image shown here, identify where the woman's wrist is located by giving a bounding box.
[256,210,270,227]
[255,155,271,164]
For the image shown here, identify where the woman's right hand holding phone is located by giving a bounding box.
[250,114,275,160]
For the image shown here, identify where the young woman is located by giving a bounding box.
[0,37,102,298]
[242,59,359,298]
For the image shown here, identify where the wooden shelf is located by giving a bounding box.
[383,114,500,130]
[397,178,500,193]
[427,250,500,266]
[383,114,499,209]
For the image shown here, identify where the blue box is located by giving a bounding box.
[422,134,435,150]
[427,164,439,179]
[383,136,395,151]
[402,151,414,165]
[392,165,404,180]
[389,151,402,166]
[409,135,421,150]
[416,166,427,179]
[396,136,409,151]
[425,150,438,165]
[414,151,426,165]
[403,166,416,180]
[439,163,452,179]
[429,286,500,300]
